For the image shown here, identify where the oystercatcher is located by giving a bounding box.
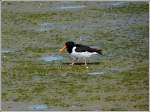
[59,41,102,66]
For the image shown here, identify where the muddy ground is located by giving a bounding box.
[1,1,149,111]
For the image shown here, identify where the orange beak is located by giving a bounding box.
[59,45,66,53]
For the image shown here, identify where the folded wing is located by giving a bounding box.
[75,44,102,55]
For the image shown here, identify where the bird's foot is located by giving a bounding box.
[84,64,88,68]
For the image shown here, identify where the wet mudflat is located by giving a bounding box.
[2,1,149,111]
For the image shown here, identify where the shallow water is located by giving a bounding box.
[31,104,48,110]
[58,5,86,10]
[40,55,63,62]
[37,22,80,32]
[37,22,68,32]
[1,49,14,53]
[111,66,133,73]
[39,22,59,31]
[32,75,43,81]
[79,35,92,41]
[111,2,128,7]
[88,72,104,76]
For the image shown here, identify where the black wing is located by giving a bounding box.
[75,44,102,55]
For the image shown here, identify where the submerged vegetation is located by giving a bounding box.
[2,1,149,111]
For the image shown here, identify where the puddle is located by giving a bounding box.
[2,101,62,111]
[111,66,133,73]
[58,5,86,10]
[39,22,60,31]
[1,49,14,53]
[79,35,92,41]
[37,22,68,32]
[32,75,43,81]
[40,54,63,62]
[37,22,81,32]
[111,2,128,7]
[88,65,133,76]
[31,104,48,110]
[88,72,104,76]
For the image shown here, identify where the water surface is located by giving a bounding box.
[40,54,64,62]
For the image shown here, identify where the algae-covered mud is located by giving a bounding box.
[1,1,149,111]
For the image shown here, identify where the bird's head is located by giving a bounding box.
[59,41,75,53]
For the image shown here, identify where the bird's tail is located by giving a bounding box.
[97,49,103,55]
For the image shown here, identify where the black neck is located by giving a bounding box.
[66,45,74,53]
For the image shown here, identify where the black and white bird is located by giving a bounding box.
[59,41,103,66]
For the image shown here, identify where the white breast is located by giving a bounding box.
[71,47,98,58]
